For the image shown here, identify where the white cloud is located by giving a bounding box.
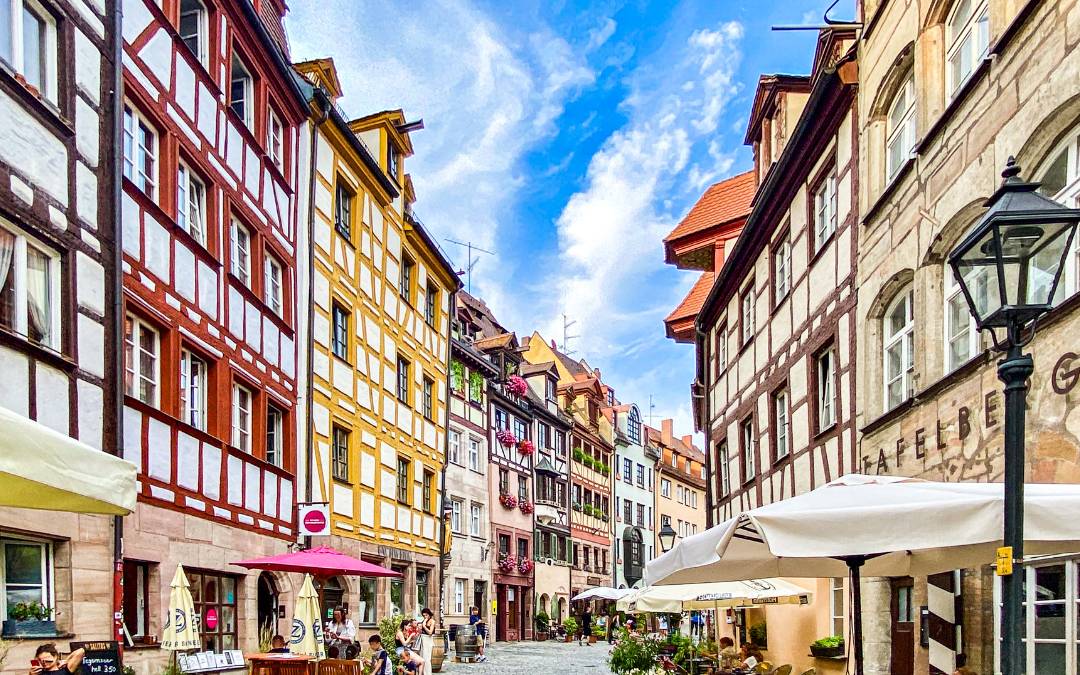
[586,17,618,51]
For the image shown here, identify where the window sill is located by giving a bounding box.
[0,327,75,372]
[808,231,836,268]
[812,422,838,443]
[913,58,991,156]
[863,157,916,226]
[0,65,72,139]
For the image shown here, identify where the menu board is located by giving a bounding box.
[70,641,121,675]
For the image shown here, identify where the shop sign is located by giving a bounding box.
[205,608,218,630]
[298,503,330,536]
[70,642,120,675]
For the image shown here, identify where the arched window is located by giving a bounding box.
[946,0,989,96]
[945,260,992,372]
[883,287,915,410]
[628,406,642,445]
[886,73,917,180]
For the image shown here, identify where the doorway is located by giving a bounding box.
[257,573,278,639]
[473,581,487,622]
[890,577,915,675]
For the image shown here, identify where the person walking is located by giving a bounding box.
[579,606,593,646]
[417,608,435,675]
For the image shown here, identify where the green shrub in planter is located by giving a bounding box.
[749,620,767,648]
[810,635,845,658]
[563,617,579,635]
[608,628,661,674]
[534,610,550,632]
[2,601,55,638]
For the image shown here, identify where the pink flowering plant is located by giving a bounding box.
[496,429,518,447]
[499,493,518,509]
[506,375,528,397]
[517,439,535,455]
[518,557,534,574]
[519,499,534,515]
[498,553,518,574]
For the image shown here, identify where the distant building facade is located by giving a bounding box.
[610,403,655,589]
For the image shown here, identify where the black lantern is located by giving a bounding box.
[948,158,1080,332]
[658,523,677,552]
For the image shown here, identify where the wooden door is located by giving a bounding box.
[890,578,915,675]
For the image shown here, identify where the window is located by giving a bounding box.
[740,287,754,345]
[622,458,632,484]
[176,162,206,244]
[546,377,556,401]
[946,0,989,97]
[517,538,528,562]
[396,457,410,503]
[124,315,159,406]
[518,475,528,502]
[886,74,917,180]
[468,437,481,472]
[123,106,157,198]
[122,559,152,640]
[356,578,375,624]
[399,256,414,303]
[231,383,252,452]
[264,253,284,316]
[628,407,642,444]
[266,406,282,467]
[267,108,284,169]
[830,577,845,637]
[660,478,671,498]
[817,348,836,431]
[229,50,254,128]
[422,470,434,513]
[425,283,438,327]
[773,389,789,461]
[636,503,645,527]
[396,357,409,403]
[622,498,632,524]
[179,349,207,429]
[884,288,915,410]
[422,377,434,420]
[450,498,462,533]
[388,143,400,182]
[741,417,755,482]
[331,426,349,481]
[636,464,645,488]
[334,182,353,238]
[813,167,838,251]
[178,0,208,66]
[469,503,482,537]
[946,266,982,371]
[230,219,250,286]
[454,579,465,615]
[773,232,791,301]
[714,322,727,374]
[416,570,429,615]
[499,469,509,495]
[1,537,51,620]
[0,223,59,349]
[187,571,238,651]
[0,0,57,103]
[331,305,349,360]
[448,430,462,466]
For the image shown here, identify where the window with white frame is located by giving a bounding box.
[741,417,755,482]
[814,167,838,251]
[454,579,465,615]
[267,108,284,169]
[660,478,671,498]
[0,0,58,104]
[992,559,1080,674]
[331,425,349,482]
[884,287,915,410]
[264,253,283,316]
[817,348,836,431]
[0,221,59,350]
[230,219,250,286]
[628,406,642,445]
[266,405,282,467]
[773,232,791,301]
[450,498,463,534]
[830,577,845,637]
[773,389,789,461]
[740,287,754,345]
[179,349,206,429]
[945,264,983,372]
[469,503,482,537]
[448,430,462,466]
[231,383,252,452]
[1036,125,1080,304]
[946,0,990,97]
[468,437,481,472]
[176,162,206,244]
[331,304,349,361]
[715,321,727,374]
[123,105,157,199]
[1,536,52,618]
[124,315,159,406]
[229,50,254,128]
[178,0,208,67]
[886,73,917,180]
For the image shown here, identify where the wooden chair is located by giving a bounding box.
[772,665,793,675]
[252,661,314,675]
[316,659,362,675]
[798,669,817,675]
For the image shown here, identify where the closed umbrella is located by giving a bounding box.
[290,574,326,660]
[623,578,811,613]
[161,565,200,651]
[645,474,1080,675]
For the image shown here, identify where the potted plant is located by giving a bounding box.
[572,448,585,463]
[518,439,535,455]
[749,620,768,649]
[2,601,54,637]
[590,623,605,644]
[496,429,518,448]
[562,617,579,643]
[534,611,550,641]
[506,375,528,397]
[497,553,518,574]
[519,499,534,515]
[518,557,534,574]
[499,493,518,509]
[810,635,845,658]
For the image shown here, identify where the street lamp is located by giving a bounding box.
[948,157,1080,675]
[658,523,677,553]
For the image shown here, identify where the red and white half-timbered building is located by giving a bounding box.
[118,0,307,664]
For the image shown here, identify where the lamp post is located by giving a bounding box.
[947,158,1080,675]
[658,523,677,553]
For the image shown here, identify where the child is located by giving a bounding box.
[397,648,425,674]
[367,635,391,675]
[268,635,289,654]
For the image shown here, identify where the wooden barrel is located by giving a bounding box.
[454,624,478,660]
[431,629,447,672]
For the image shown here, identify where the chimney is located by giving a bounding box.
[551,339,557,349]
[661,419,673,445]
[682,435,693,447]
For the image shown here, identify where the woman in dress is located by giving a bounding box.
[417,608,436,675]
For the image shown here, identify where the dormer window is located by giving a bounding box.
[545,377,556,402]
[387,143,400,182]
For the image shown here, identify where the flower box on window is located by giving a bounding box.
[2,601,55,637]
[496,429,517,447]
[517,439,535,455]
[499,493,518,509]
[497,554,518,574]
[517,557,534,574]
[519,500,533,515]
[506,375,528,397]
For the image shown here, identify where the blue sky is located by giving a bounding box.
[287,0,837,440]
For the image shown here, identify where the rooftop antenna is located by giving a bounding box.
[648,394,657,428]
[771,0,862,30]
[561,314,579,355]
[446,239,495,294]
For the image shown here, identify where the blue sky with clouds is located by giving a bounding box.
[286,0,837,439]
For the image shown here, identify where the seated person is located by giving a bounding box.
[739,642,764,667]
[29,645,84,675]
[268,635,290,654]
[367,635,392,675]
[397,648,425,674]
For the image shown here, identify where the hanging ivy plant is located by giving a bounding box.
[468,371,484,402]
[450,360,465,392]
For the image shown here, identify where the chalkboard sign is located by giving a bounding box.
[70,641,122,675]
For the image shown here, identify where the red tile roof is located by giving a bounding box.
[665,271,715,327]
[665,171,756,243]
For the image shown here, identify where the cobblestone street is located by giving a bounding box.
[440,639,614,674]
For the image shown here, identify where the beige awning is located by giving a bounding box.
[0,405,137,515]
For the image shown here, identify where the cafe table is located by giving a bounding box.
[245,653,315,675]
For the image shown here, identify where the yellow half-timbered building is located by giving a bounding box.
[296,59,459,624]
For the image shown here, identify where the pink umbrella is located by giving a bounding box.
[233,546,402,578]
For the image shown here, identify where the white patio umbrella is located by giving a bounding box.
[621,578,811,613]
[644,474,1080,675]
[571,587,633,602]
[161,565,200,650]
[290,574,326,660]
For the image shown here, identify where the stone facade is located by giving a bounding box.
[610,404,655,589]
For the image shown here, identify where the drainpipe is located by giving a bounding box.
[110,0,125,651]
[694,325,713,529]
[302,90,330,550]
[437,292,456,624]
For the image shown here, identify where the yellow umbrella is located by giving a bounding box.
[290,574,325,660]
[161,565,200,650]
